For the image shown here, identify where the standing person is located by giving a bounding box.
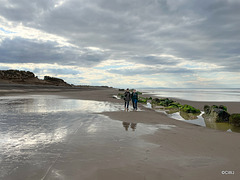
[124,88,131,111]
[132,89,138,111]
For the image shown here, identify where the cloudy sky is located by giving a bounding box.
[0,0,240,88]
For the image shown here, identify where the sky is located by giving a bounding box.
[0,0,240,88]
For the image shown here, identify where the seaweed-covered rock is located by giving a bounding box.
[203,105,230,123]
[138,97,147,103]
[219,105,227,112]
[229,114,240,127]
[180,104,200,113]
[168,102,182,109]
[152,98,174,107]
[152,98,161,104]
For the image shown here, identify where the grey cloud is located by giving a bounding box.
[132,55,181,66]
[108,67,194,76]
[0,38,109,67]
[0,0,55,22]
[0,0,240,73]
[33,68,80,76]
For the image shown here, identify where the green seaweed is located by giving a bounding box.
[180,104,200,113]
[219,105,227,112]
[117,93,124,99]
[138,97,147,103]
[212,105,219,109]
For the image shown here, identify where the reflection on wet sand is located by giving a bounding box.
[203,115,240,133]
[0,95,124,114]
[0,95,164,179]
[122,122,137,131]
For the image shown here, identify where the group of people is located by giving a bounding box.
[124,88,138,111]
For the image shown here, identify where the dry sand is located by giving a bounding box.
[1,85,240,180]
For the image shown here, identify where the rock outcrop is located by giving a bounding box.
[203,105,230,122]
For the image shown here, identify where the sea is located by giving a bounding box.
[139,88,240,102]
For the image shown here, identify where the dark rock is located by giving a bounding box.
[219,105,227,112]
[213,108,230,122]
[152,98,160,104]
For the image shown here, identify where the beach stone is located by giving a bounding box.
[229,114,240,127]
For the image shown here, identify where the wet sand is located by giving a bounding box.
[0,85,240,180]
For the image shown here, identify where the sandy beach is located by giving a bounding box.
[0,85,240,180]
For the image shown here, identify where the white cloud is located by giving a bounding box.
[0,15,75,48]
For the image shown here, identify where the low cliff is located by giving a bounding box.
[0,70,71,86]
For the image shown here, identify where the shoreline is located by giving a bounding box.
[1,86,240,179]
[139,92,240,114]
[1,84,240,112]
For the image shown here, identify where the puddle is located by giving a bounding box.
[167,111,206,127]
[0,95,173,179]
[122,122,176,131]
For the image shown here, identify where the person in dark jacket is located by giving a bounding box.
[131,89,138,111]
[124,88,131,111]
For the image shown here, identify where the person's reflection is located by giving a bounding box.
[122,122,130,131]
[122,122,137,131]
[131,123,137,131]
